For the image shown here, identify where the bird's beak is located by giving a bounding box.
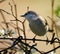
[20,15,25,17]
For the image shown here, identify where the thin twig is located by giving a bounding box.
[9,2,14,16]
[0,38,43,54]
[51,0,56,52]
[0,23,5,30]
[22,19,26,40]
[47,16,59,37]
[0,41,11,47]
[0,9,23,32]
[13,0,20,36]
[0,38,60,43]
[0,11,9,28]
[45,45,60,54]
[22,19,27,50]
[9,22,24,32]
[0,36,60,53]
[21,6,29,50]
[27,6,29,11]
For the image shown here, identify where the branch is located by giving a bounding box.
[0,10,9,28]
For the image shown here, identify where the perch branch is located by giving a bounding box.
[0,36,60,54]
[0,37,60,44]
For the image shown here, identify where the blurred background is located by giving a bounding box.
[0,0,60,54]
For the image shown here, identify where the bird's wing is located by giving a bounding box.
[29,19,46,36]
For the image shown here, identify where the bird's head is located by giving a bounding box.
[21,11,39,21]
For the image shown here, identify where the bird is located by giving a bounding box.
[21,11,53,36]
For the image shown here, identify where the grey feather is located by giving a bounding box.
[29,19,46,36]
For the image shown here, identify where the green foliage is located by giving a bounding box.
[55,6,60,18]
